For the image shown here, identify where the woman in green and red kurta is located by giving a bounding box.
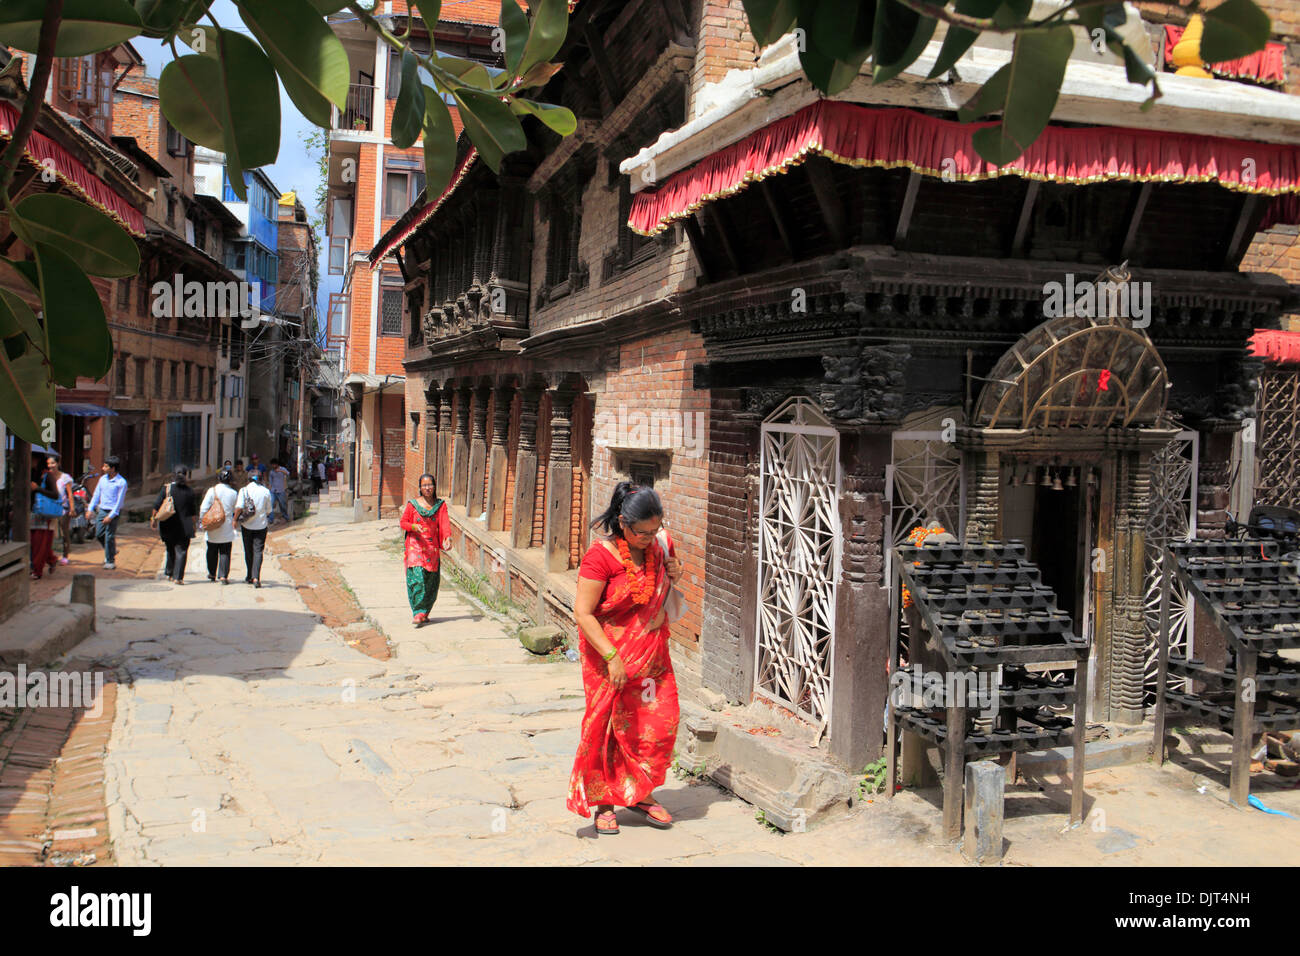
[399,473,451,626]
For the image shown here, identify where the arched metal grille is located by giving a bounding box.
[1144,431,1198,706]
[755,398,840,724]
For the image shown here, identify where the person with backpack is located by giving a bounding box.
[234,470,272,588]
[151,467,198,584]
[199,467,239,584]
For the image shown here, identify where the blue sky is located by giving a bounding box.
[132,0,337,337]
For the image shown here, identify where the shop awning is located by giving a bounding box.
[1250,329,1300,365]
[56,403,118,417]
[368,148,478,266]
[628,100,1300,237]
[0,102,147,237]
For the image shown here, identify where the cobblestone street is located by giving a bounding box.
[2,506,1293,867]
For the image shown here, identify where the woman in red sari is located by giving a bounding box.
[567,482,683,835]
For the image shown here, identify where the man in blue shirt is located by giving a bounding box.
[86,456,128,569]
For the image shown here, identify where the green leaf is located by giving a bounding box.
[808,0,874,66]
[873,8,935,85]
[134,0,211,38]
[239,0,350,129]
[411,1,442,27]
[0,288,41,345]
[967,26,1074,166]
[991,0,1032,29]
[1105,28,1155,85]
[421,91,458,202]
[158,31,279,201]
[452,89,527,173]
[741,0,799,47]
[798,43,861,96]
[13,194,140,278]
[437,55,493,90]
[310,0,353,12]
[957,62,1010,122]
[500,0,529,76]
[926,0,1001,79]
[31,243,113,385]
[872,0,922,74]
[392,49,427,149]
[159,55,225,147]
[517,0,569,80]
[1201,0,1271,64]
[0,0,143,57]
[0,295,53,444]
[517,60,564,89]
[510,98,576,136]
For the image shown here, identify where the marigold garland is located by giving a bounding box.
[900,524,946,609]
[617,536,657,605]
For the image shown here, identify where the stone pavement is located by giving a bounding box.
[20,503,1300,866]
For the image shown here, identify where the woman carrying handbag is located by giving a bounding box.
[200,468,239,583]
[152,467,198,584]
[30,455,63,580]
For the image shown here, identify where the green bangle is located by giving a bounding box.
[602,647,617,662]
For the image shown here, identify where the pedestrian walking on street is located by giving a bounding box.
[567,482,684,836]
[47,452,74,565]
[399,473,451,626]
[235,471,272,587]
[314,457,326,495]
[29,455,62,580]
[200,468,239,583]
[86,456,127,569]
[231,458,249,490]
[152,467,198,585]
[267,458,291,525]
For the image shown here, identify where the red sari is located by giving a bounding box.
[567,537,679,817]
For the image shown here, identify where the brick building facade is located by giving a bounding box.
[325,2,479,518]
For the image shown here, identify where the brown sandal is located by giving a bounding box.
[594,809,619,835]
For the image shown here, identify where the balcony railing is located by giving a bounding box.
[341,83,374,132]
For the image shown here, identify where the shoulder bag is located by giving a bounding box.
[200,491,227,531]
[154,483,176,523]
[33,481,64,519]
[656,529,688,624]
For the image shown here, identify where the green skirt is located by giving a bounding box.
[406,566,441,615]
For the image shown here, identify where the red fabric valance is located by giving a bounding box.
[1164,25,1287,85]
[628,100,1300,237]
[0,101,146,237]
[369,148,478,267]
[1250,329,1300,365]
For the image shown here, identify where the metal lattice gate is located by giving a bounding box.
[755,398,841,724]
[1144,430,1198,707]
[1257,368,1300,506]
[885,431,965,581]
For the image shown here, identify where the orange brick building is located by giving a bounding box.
[324,1,480,518]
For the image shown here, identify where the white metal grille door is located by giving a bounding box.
[755,398,841,724]
[885,431,965,581]
[1144,430,1198,706]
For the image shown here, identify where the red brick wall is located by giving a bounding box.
[1242,225,1300,330]
[589,326,710,648]
[690,0,759,116]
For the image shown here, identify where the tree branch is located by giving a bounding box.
[0,0,63,198]
[891,0,1197,35]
